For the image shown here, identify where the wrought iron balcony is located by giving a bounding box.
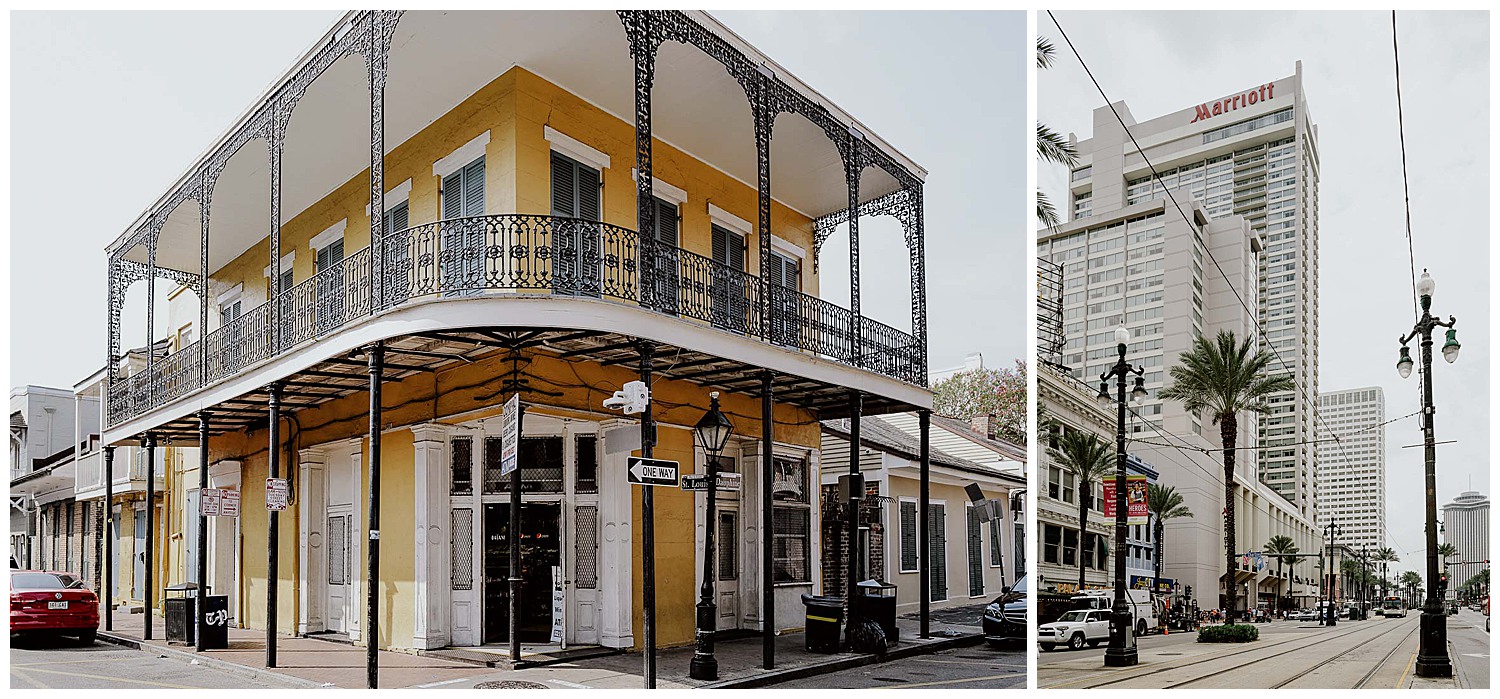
[107,214,922,427]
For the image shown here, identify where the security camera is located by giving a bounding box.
[603,391,631,411]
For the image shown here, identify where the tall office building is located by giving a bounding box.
[1038,64,1323,611]
[1441,491,1489,597]
[1063,63,1320,520]
[1315,387,1385,552]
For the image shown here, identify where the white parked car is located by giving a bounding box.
[1039,609,1111,651]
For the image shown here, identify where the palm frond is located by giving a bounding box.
[1037,190,1061,229]
[1037,36,1057,69]
[1037,123,1079,166]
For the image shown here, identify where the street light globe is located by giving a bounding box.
[1131,376,1148,403]
[1396,345,1414,379]
[1114,326,1131,345]
[1417,270,1435,298]
[1442,328,1461,364]
[1096,381,1111,405]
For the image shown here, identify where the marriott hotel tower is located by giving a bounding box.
[1060,63,1320,520]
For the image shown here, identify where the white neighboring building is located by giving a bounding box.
[1062,64,1320,519]
[1441,491,1489,597]
[1315,387,1385,551]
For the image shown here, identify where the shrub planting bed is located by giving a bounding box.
[1197,623,1260,643]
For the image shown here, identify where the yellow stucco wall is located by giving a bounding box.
[203,66,815,315]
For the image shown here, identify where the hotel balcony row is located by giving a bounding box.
[102,10,932,442]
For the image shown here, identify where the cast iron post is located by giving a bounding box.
[267,384,281,665]
[197,412,210,652]
[1100,331,1141,667]
[366,345,383,688]
[144,433,156,641]
[638,340,657,688]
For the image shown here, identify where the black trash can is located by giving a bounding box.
[164,595,195,645]
[801,594,845,653]
[856,579,899,643]
[200,595,230,650]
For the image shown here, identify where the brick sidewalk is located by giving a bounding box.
[95,603,984,689]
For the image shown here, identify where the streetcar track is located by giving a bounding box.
[1158,617,1418,690]
[1044,622,1381,689]
[1268,618,1418,689]
[1353,623,1420,689]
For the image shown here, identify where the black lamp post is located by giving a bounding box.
[690,392,734,681]
[1095,326,1147,667]
[1397,270,1458,678]
[1324,521,1340,627]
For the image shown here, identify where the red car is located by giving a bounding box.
[10,570,100,643]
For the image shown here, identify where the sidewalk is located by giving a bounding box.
[95,602,985,689]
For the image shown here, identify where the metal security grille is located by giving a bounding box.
[574,505,598,589]
[967,506,984,597]
[451,508,473,590]
[328,515,348,586]
[773,506,810,583]
[899,501,918,572]
[482,437,505,494]
[929,504,947,601]
[451,436,473,495]
[718,511,737,581]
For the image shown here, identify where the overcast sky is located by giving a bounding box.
[1040,11,1489,580]
[7,11,1026,396]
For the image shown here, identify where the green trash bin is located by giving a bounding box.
[801,594,845,653]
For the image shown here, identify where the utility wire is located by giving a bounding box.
[1132,410,1418,454]
[1046,12,1382,514]
[1391,10,1421,324]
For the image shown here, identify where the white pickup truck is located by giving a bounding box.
[1038,608,1111,651]
[1069,589,1160,636]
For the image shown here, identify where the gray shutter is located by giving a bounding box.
[900,501,917,571]
[443,170,464,218]
[384,202,409,236]
[463,159,485,217]
[968,506,984,596]
[929,504,948,601]
[712,225,729,265]
[654,197,678,245]
[577,164,600,221]
[550,152,575,217]
[990,518,1005,567]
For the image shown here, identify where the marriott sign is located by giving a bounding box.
[1191,82,1276,124]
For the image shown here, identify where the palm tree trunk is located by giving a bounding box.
[1221,415,1238,624]
[1078,497,1088,590]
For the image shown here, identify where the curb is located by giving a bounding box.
[703,633,985,689]
[96,631,328,689]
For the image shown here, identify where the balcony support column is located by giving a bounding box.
[843,141,862,368]
[845,390,863,642]
[368,12,394,312]
[199,176,211,389]
[103,445,114,632]
[919,409,931,638]
[625,11,661,311]
[143,432,156,641]
[267,110,284,354]
[196,411,210,653]
[365,343,384,689]
[754,80,774,339]
[907,186,928,382]
[759,370,775,669]
[266,383,282,668]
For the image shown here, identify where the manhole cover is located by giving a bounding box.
[475,681,550,689]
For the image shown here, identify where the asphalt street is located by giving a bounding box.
[795,644,1027,689]
[9,635,289,690]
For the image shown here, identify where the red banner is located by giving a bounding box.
[1103,474,1148,524]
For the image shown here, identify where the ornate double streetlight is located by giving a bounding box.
[1323,521,1341,627]
[1096,326,1148,667]
[689,392,734,681]
[1397,270,1459,678]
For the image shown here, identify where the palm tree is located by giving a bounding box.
[1048,428,1114,590]
[1147,483,1193,591]
[1158,330,1296,623]
[1264,535,1301,616]
[1373,548,1398,600]
[1036,36,1078,229]
[1399,570,1423,608]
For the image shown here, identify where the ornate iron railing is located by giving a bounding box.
[106,214,922,427]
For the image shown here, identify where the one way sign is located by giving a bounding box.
[627,457,679,487]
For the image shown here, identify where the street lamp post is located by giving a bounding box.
[690,392,734,681]
[1396,270,1458,679]
[1095,326,1147,668]
[1324,521,1340,627]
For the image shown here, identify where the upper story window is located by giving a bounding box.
[650,196,679,246]
[442,158,485,219]
[711,224,746,272]
[220,299,242,326]
[311,221,346,274]
[550,152,600,221]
